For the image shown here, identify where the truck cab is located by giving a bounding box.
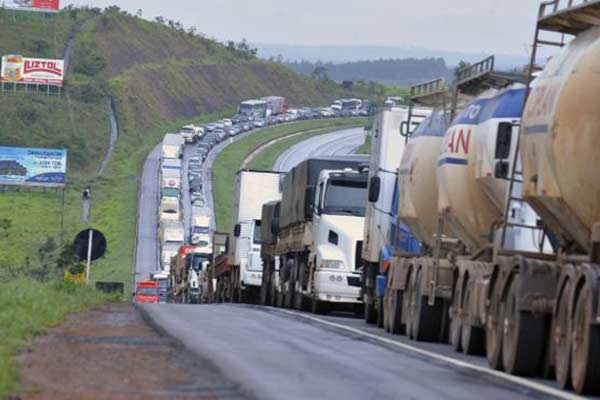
[309,169,368,304]
[234,219,264,290]
[135,280,159,304]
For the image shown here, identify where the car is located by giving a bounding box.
[215,121,225,130]
[216,130,227,141]
[205,124,216,132]
[222,119,233,127]
[192,197,206,207]
[254,119,266,128]
[189,156,201,163]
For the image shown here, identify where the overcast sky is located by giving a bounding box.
[69,1,542,57]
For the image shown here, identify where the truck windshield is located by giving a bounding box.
[180,128,194,134]
[323,179,367,217]
[192,255,210,271]
[193,226,210,234]
[253,221,262,244]
[161,188,179,198]
[137,287,158,296]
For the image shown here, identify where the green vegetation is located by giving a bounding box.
[0,280,116,397]
[213,118,367,231]
[356,134,372,155]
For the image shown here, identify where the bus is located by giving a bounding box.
[331,98,362,111]
[238,100,269,118]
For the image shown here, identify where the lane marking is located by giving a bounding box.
[276,309,584,400]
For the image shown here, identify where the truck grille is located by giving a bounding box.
[347,276,361,287]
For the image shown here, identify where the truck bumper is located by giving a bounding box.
[241,270,263,288]
[314,270,361,304]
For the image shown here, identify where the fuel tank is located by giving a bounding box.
[437,85,525,251]
[398,111,450,249]
[521,27,600,253]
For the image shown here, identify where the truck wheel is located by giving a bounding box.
[364,288,377,324]
[389,289,405,335]
[554,280,572,388]
[311,297,329,315]
[571,282,600,394]
[450,279,463,351]
[502,275,545,376]
[461,279,485,355]
[376,297,385,328]
[412,269,443,342]
[403,274,414,339]
[270,271,278,308]
[486,277,504,370]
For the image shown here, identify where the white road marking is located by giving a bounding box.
[276,309,583,400]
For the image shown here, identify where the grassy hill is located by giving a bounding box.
[0,8,342,274]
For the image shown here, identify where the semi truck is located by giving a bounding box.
[159,220,185,273]
[213,170,282,303]
[191,213,211,247]
[170,245,212,304]
[258,201,281,306]
[179,125,204,144]
[261,96,286,115]
[161,133,184,160]
[361,105,430,325]
[260,156,369,313]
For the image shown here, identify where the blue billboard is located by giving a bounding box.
[0,146,67,187]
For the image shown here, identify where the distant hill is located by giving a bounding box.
[256,43,530,71]
[286,58,453,87]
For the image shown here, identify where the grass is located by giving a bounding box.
[356,134,372,155]
[0,280,117,397]
[212,118,367,231]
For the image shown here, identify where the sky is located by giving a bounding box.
[69,0,544,57]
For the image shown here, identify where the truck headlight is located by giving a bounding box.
[321,260,343,269]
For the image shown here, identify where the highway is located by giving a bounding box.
[133,123,578,400]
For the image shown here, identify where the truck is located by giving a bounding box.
[361,105,430,325]
[179,125,204,144]
[159,197,181,223]
[191,210,212,247]
[238,99,269,119]
[161,133,184,160]
[260,156,369,314]
[135,280,159,304]
[170,245,212,304]
[213,170,282,303]
[159,220,185,273]
[258,200,281,306]
[261,96,286,115]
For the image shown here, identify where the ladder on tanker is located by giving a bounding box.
[497,0,600,256]
[401,78,450,141]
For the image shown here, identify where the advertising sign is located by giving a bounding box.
[0,146,67,187]
[1,55,64,86]
[2,0,59,12]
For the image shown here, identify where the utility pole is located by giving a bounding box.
[82,187,92,284]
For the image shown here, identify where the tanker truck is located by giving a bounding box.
[261,156,369,313]
[361,105,430,326]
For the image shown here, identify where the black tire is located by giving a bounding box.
[377,297,385,328]
[389,289,405,335]
[412,269,444,342]
[364,288,377,324]
[502,275,546,376]
[403,276,414,339]
[449,279,463,352]
[486,277,504,370]
[259,262,271,306]
[270,270,278,308]
[571,283,600,394]
[461,280,485,355]
[554,281,572,389]
[312,297,329,315]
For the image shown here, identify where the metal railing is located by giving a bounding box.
[455,56,495,87]
[540,0,595,17]
[410,78,447,100]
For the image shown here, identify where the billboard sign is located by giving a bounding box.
[1,55,65,86]
[2,0,59,12]
[0,146,67,187]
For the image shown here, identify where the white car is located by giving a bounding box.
[159,199,181,223]
[222,119,233,127]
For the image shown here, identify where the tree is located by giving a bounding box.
[311,66,329,81]
[0,218,11,238]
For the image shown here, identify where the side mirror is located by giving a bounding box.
[271,217,280,235]
[495,122,512,159]
[304,186,316,219]
[494,160,510,179]
[368,176,381,203]
[233,224,241,238]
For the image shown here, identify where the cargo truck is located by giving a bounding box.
[170,245,212,304]
[261,156,369,313]
[159,221,185,273]
[161,133,184,160]
[258,201,282,306]
[179,125,204,144]
[261,96,286,115]
[361,105,430,326]
[213,170,282,303]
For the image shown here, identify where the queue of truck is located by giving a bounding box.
[205,2,600,395]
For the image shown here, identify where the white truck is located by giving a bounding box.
[179,125,204,144]
[261,156,370,313]
[261,96,285,115]
[161,133,184,160]
[361,105,431,324]
[213,169,282,303]
[159,197,181,223]
[191,214,212,248]
[159,220,185,273]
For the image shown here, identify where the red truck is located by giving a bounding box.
[135,280,159,304]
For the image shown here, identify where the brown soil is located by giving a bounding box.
[14,304,247,400]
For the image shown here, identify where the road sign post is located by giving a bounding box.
[85,228,94,285]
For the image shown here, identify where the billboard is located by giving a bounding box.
[2,0,59,12]
[1,55,65,86]
[0,146,67,187]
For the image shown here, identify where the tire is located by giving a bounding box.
[502,275,546,376]
[364,288,377,324]
[486,277,504,370]
[554,281,572,389]
[270,270,278,308]
[412,269,444,342]
[571,283,600,394]
[449,279,463,352]
[377,297,385,328]
[259,262,270,306]
[461,279,485,355]
[389,289,405,335]
[403,276,414,339]
[312,297,329,315]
